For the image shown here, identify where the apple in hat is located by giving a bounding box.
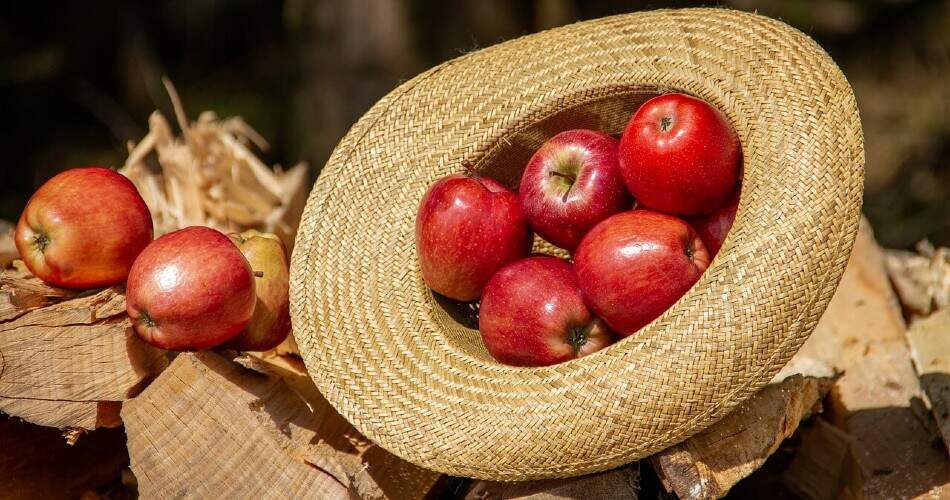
[479,255,614,366]
[518,129,630,251]
[416,171,532,301]
[690,189,740,257]
[619,93,740,216]
[574,210,710,336]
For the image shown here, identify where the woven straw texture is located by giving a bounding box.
[290,8,864,480]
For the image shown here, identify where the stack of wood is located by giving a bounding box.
[2,88,947,496]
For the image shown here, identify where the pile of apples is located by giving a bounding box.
[14,167,291,352]
[417,94,741,366]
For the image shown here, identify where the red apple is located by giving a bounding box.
[574,210,710,336]
[518,129,630,251]
[619,93,740,216]
[416,172,532,301]
[690,190,740,257]
[126,226,256,351]
[225,230,291,352]
[15,167,153,289]
[479,255,614,366]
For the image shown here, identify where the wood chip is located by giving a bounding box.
[782,418,863,500]
[906,308,950,453]
[118,81,310,248]
[651,375,832,499]
[886,245,950,319]
[0,221,16,268]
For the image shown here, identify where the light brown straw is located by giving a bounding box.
[290,8,864,480]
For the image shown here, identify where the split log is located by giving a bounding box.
[651,374,833,499]
[779,219,950,498]
[238,350,442,498]
[906,308,950,453]
[465,465,640,500]
[0,414,130,499]
[781,418,863,500]
[123,351,440,499]
[0,266,168,430]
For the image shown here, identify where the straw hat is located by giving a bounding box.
[290,8,864,480]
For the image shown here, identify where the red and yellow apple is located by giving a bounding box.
[574,210,710,336]
[125,226,256,351]
[15,167,153,289]
[479,255,614,366]
[416,172,532,301]
[225,230,291,352]
[619,93,740,216]
[518,129,630,251]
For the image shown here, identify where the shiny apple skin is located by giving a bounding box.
[225,230,291,352]
[518,129,630,251]
[126,226,256,351]
[416,174,532,301]
[15,167,153,289]
[479,255,614,367]
[690,189,740,257]
[574,210,710,337]
[619,93,740,216]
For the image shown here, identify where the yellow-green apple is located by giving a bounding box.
[619,93,740,216]
[416,172,532,301]
[125,226,256,351]
[690,189,739,257]
[15,167,153,289]
[574,210,710,336]
[518,129,630,251]
[479,255,614,366]
[225,229,291,352]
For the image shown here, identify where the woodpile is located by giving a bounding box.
[2,90,947,497]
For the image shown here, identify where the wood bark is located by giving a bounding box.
[651,375,832,499]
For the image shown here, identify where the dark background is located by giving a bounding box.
[1,0,947,248]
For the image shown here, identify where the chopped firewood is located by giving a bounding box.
[780,219,950,498]
[906,308,950,453]
[119,80,309,249]
[886,242,950,319]
[465,465,640,500]
[0,266,168,430]
[123,352,439,499]
[650,375,833,499]
[238,350,442,499]
[781,418,863,500]
[0,414,130,499]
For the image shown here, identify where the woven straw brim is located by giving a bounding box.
[290,8,864,481]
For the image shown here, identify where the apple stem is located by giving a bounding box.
[139,310,156,328]
[33,232,50,253]
[253,270,264,278]
[685,241,695,259]
[567,324,592,355]
[660,116,674,132]
[462,161,479,178]
[548,171,576,202]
